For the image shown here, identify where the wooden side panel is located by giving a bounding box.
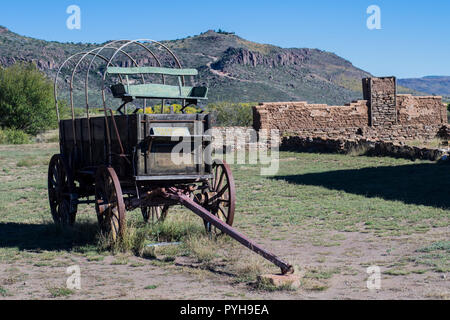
[80,118,91,167]
[91,117,106,166]
[135,113,209,177]
[109,115,131,177]
[57,114,213,180]
[74,119,83,169]
[61,120,75,159]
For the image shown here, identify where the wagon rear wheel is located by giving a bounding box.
[203,159,236,235]
[95,166,126,241]
[48,154,77,226]
[141,205,169,224]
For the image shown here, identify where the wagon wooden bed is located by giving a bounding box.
[49,40,292,274]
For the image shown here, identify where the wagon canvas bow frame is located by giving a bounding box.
[50,39,293,275]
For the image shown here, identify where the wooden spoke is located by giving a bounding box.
[216,171,225,191]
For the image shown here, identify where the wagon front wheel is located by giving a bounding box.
[95,166,126,241]
[203,159,236,235]
[48,154,77,226]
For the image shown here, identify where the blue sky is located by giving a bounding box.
[0,0,449,78]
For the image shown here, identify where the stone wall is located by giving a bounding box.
[212,127,258,150]
[253,77,448,142]
[397,94,448,125]
[253,100,369,131]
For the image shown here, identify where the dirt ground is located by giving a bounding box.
[0,143,448,300]
[0,228,448,300]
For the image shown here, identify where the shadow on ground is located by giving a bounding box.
[272,163,450,209]
[0,222,99,251]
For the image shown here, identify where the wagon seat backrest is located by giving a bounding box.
[107,66,208,106]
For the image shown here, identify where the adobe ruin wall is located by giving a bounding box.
[253,77,448,142]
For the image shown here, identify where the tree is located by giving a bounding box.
[0,63,56,135]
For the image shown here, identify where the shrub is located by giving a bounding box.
[216,29,235,35]
[59,102,88,120]
[0,63,56,135]
[205,102,254,127]
[77,102,255,128]
[136,102,255,126]
[146,104,198,114]
[0,128,31,144]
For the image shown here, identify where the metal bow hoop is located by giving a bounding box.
[53,39,187,164]
[54,51,88,122]
[74,46,142,111]
[55,48,134,151]
[100,39,185,112]
[68,47,143,162]
[98,39,185,162]
[54,50,124,122]
[54,39,184,123]
[85,39,166,112]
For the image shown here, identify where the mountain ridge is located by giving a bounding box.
[0,26,425,106]
[398,76,450,100]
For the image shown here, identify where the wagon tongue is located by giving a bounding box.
[162,187,294,275]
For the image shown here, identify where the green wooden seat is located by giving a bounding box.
[107,67,208,102]
[107,67,199,77]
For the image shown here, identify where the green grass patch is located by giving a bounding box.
[130,262,145,267]
[144,285,158,290]
[411,241,450,273]
[0,128,31,145]
[0,286,11,297]
[111,258,129,265]
[416,241,450,253]
[304,267,340,280]
[384,269,411,276]
[16,157,45,167]
[48,286,74,298]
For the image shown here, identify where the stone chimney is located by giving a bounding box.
[362,77,397,127]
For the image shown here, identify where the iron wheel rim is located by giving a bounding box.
[48,154,77,226]
[95,166,126,241]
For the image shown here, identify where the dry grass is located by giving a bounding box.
[300,278,329,291]
[183,235,220,263]
[404,138,447,149]
[232,254,269,282]
[35,130,59,144]
[346,144,371,157]
[425,291,450,300]
[97,211,206,257]
[255,277,296,292]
